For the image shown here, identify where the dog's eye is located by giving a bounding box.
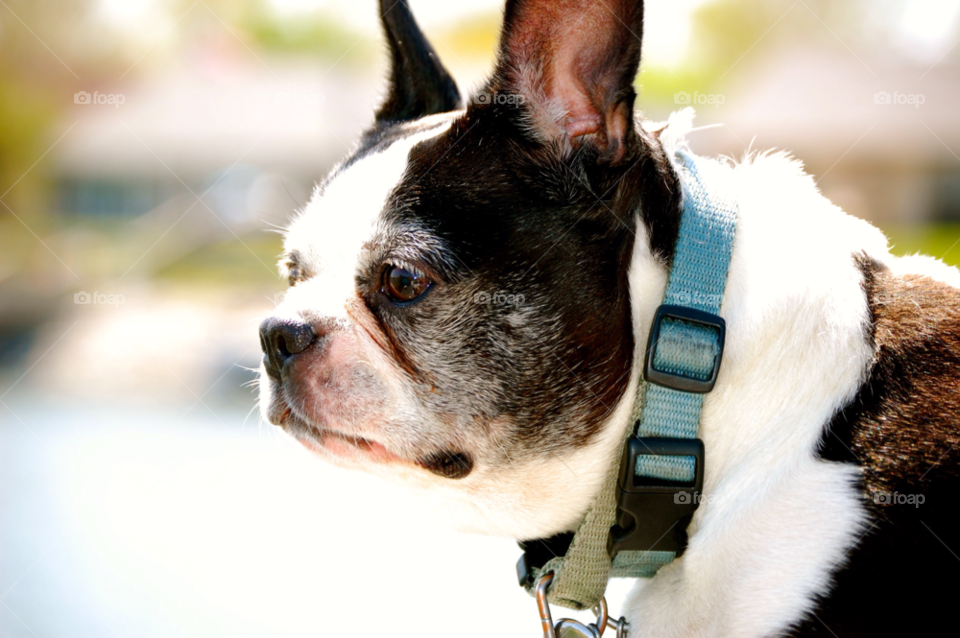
[382,266,431,303]
[284,251,306,287]
[287,264,302,287]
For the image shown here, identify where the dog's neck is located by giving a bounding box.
[514,130,686,535]
[546,131,690,525]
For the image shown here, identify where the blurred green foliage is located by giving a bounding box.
[0,80,57,207]
[156,0,376,61]
[154,233,284,287]
[243,13,373,60]
[435,12,503,59]
[882,224,960,269]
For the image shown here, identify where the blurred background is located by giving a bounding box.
[1,0,958,636]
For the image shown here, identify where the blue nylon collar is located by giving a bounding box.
[611,149,738,577]
[637,150,737,473]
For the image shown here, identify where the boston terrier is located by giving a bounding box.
[257,0,960,635]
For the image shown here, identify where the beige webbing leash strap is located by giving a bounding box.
[518,417,635,610]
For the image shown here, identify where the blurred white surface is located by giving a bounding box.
[0,398,633,637]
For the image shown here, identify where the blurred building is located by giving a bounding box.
[55,43,382,221]
[53,41,960,230]
[646,48,960,225]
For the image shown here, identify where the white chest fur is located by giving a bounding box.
[621,144,891,637]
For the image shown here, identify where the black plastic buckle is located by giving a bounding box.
[644,304,726,393]
[608,436,705,558]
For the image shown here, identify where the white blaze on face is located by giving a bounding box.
[282,119,455,319]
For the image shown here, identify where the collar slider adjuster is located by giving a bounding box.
[643,304,726,394]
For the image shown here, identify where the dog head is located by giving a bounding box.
[258,0,680,538]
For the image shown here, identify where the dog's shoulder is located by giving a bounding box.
[789,254,960,636]
[823,252,960,486]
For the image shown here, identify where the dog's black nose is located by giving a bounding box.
[259,317,315,380]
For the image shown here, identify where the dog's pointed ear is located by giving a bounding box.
[488,0,644,164]
[375,0,462,124]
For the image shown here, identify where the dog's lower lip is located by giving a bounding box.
[305,425,403,464]
[272,401,403,464]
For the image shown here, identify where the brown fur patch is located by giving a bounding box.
[821,254,960,495]
[798,254,960,636]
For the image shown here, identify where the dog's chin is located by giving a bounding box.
[265,390,477,482]
[260,387,606,540]
[270,401,407,468]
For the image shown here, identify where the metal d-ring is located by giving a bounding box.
[535,573,556,638]
[593,598,609,636]
[536,574,626,638]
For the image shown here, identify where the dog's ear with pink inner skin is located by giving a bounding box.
[487,0,645,165]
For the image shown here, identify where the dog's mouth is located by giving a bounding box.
[268,394,474,479]
[270,399,405,465]
[307,428,405,464]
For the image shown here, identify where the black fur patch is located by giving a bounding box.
[417,451,474,480]
[791,255,960,636]
[350,106,681,459]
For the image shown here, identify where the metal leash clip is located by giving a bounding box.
[535,573,628,638]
